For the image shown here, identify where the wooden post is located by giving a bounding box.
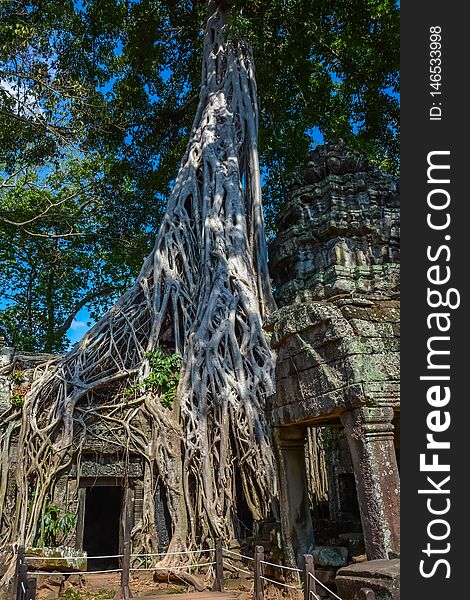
[26,578,37,600]
[15,546,26,600]
[115,489,133,600]
[212,538,224,592]
[114,540,132,600]
[303,554,316,600]
[359,588,376,600]
[18,563,28,600]
[253,545,264,600]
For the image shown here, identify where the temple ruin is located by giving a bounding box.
[1,142,400,598]
[267,141,400,597]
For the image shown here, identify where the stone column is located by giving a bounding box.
[340,407,400,560]
[275,426,314,566]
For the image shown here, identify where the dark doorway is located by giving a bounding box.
[234,468,254,538]
[83,486,122,571]
[338,473,361,523]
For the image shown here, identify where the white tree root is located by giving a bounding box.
[0,4,277,573]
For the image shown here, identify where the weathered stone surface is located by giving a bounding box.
[1,345,57,545]
[61,574,85,592]
[268,143,400,577]
[268,300,400,426]
[314,567,338,599]
[340,408,400,559]
[275,427,314,567]
[269,141,399,306]
[335,559,400,600]
[311,545,348,567]
[25,547,87,573]
[0,344,54,419]
[35,574,64,600]
[68,454,143,479]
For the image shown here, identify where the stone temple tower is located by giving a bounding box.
[267,141,400,597]
[270,141,399,306]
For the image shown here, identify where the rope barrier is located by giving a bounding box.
[27,569,123,576]
[260,575,302,591]
[28,561,217,577]
[309,572,344,600]
[222,559,252,576]
[260,559,302,573]
[25,542,344,600]
[26,548,214,562]
[26,554,123,561]
[309,591,321,600]
[222,548,254,561]
[130,549,215,558]
[130,562,216,572]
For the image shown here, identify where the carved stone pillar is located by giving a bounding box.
[275,426,314,566]
[340,407,400,560]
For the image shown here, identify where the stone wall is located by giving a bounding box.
[0,343,55,417]
[268,298,400,426]
[267,142,400,571]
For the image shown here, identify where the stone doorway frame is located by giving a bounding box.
[275,406,400,566]
[75,477,134,555]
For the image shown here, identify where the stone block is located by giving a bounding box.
[335,559,400,600]
[62,574,85,591]
[311,545,348,567]
[25,547,87,573]
[313,567,337,599]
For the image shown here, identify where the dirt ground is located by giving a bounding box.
[46,571,301,600]
[41,572,251,600]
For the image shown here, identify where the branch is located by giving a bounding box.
[57,285,123,336]
[131,94,198,129]
[0,190,87,228]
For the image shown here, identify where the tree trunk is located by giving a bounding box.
[3,2,277,562]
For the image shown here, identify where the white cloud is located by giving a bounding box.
[0,78,43,117]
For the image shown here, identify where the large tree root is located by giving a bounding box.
[0,2,277,568]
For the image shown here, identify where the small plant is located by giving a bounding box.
[61,590,83,600]
[320,426,334,451]
[10,392,24,409]
[10,370,26,385]
[124,348,181,408]
[35,503,76,547]
[61,589,116,600]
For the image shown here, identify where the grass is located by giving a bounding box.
[60,588,116,600]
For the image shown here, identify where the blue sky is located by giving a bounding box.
[67,307,93,344]
[1,4,399,350]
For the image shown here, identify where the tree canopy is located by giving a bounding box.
[0,0,399,351]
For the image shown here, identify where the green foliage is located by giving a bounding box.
[320,427,334,451]
[61,589,116,600]
[60,591,84,600]
[125,349,181,408]
[10,392,24,409]
[10,369,25,384]
[0,152,161,352]
[0,0,399,350]
[35,503,76,548]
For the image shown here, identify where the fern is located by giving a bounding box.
[124,349,181,409]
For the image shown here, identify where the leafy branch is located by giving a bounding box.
[34,503,76,548]
[125,349,182,409]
